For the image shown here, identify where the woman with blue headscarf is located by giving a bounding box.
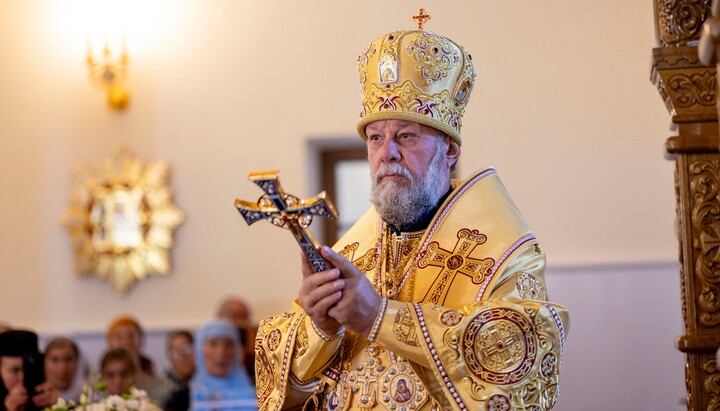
[189,320,256,411]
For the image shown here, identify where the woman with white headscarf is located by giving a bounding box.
[190,320,256,411]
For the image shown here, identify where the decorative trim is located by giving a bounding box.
[367,297,388,343]
[413,303,467,410]
[475,234,537,302]
[321,367,340,382]
[273,313,306,411]
[311,320,344,342]
[545,304,565,356]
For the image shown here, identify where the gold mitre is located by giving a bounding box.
[356,11,475,145]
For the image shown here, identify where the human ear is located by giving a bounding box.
[445,139,461,166]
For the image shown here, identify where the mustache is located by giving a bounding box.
[373,163,412,183]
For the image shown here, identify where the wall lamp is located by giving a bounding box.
[86,42,130,111]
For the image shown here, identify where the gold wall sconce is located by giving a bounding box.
[86,42,130,110]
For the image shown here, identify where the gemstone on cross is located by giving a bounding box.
[234,170,339,273]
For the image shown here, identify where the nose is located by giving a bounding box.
[377,136,401,163]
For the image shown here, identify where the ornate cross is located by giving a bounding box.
[234,170,339,273]
[412,8,431,30]
[418,229,494,304]
[477,323,523,368]
[353,362,379,408]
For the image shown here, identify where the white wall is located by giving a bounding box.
[0,1,683,409]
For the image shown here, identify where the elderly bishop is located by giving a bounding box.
[255,10,569,411]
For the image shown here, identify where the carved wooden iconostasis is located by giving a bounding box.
[653,0,720,409]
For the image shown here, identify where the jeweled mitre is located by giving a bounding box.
[356,30,475,145]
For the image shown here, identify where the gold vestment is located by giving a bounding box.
[255,168,569,411]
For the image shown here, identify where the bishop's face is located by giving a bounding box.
[366,119,460,228]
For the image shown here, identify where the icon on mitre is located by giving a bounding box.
[379,50,399,84]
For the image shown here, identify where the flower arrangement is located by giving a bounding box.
[45,383,159,411]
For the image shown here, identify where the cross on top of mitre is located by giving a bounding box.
[413,8,431,30]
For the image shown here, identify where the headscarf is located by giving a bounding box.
[190,320,256,411]
[0,330,39,356]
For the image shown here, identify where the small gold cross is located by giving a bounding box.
[412,8,431,30]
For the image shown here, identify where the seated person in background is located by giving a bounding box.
[99,348,135,396]
[216,297,250,327]
[165,330,195,389]
[216,297,256,385]
[106,316,173,406]
[189,320,256,411]
[0,330,57,411]
[44,337,87,402]
[163,330,195,411]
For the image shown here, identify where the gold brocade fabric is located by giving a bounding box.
[382,230,423,300]
[255,168,570,411]
[356,30,475,145]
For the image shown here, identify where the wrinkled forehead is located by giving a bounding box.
[365,119,440,136]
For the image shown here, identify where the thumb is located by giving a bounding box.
[300,249,315,278]
[320,246,360,278]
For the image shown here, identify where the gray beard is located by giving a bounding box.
[370,143,448,229]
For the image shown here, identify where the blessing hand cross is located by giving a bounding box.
[234,170,339,273]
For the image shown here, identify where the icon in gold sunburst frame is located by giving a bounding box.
[60,147,184,294]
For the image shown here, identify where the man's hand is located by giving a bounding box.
[4,383,28,411]
[320,246,382,336]
[299,250,345,336]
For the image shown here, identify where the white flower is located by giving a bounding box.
[128,387,148,400]
[85,402,105,411]
[124,399,139,410]
[105,395,125,410]
[58,398,67,408]
[44,384,157,411]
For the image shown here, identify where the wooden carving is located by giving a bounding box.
[654,0,720,409]
[656,0,713,47]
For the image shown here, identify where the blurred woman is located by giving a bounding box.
[44,337,86,402]
[164,330,195,411]
[99,348,135,396]
[189,320,256,411]
[165,330,195,390]
[106,316,172,405]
